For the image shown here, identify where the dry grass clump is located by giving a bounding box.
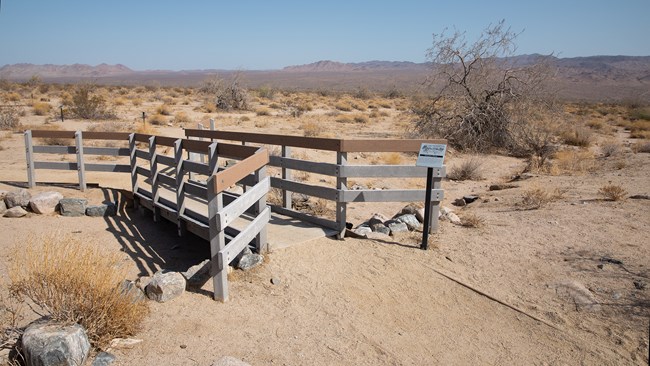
[459,212,485,228]
[585,119,605,130]
[632,141,650,153]
[561,127,592,147]
[381,152,403,165]
[447,157,483,181]
[256,107,271,116]
[131,98,143,107]
[301,121,319,137]
[551,150,595,174]
[9,233,148,348]
[32,101,51,116]
[600,142,622,157]
[352,114,369,124]
[598,184,627,201]
[173,111,191,124]
[518,187,564,210]
[148,113,167,126]
[155,104,172,116]
[334,100,353,112]
[335,115,352,123]
[4,92,22,102]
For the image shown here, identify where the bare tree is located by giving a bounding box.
[413,20,555,154]
[200,72,250,111]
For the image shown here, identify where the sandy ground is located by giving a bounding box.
[0,95,648,365]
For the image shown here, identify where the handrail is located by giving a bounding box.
[213,148,269,193]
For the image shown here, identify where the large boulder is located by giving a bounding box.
[85,203,117,217]
[181,259,211,289]
[22,322,90,366]
[29,192,63,214]
[368,213,388,227]
[387,221,409,234]
[4,189,31,208]
[59,198,87,217]
[0,199,7,214]
[371,223,390,235]
[145,270,186,302]
[4,206,27,218]
[91,352,116,366]
[394,214,421,230]
[118,280,146,303]
[237,253,264,271]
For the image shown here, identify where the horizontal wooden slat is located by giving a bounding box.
[136,166,150,176]
[85,163,131,173]
[340,189,444,203]
[339,165,446,178]
[270,177,338,201]
[84,147,130,156]
[155,136,178,147]
[33,145,75,154]
[34,161,77,170]
[186,129,342,151]
[31,130,76,139]
[218,207,270,268]
[183,139,211,154]
[157,173,176,187]
[216,143,258,160]
[214,150,269,193]
[269,156,338,176]
[183,160,210,175]
[82,131,131,140]
[133,133,152,142]
[216,177,270,231]
[340,139,447,152]
[134,149,150,160]
[184,180,207,198]
[156,154,175,166]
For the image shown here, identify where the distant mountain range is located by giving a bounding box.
[1,55,649,101]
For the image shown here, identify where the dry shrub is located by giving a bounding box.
[585,119,604,130]
[552,150,595,174]
[5,92,21,102]
[381,152,403,165]
[155,104,172,116]
[301,121,319,137]
[131,98,143,107]
[113,97,127,106]
[174,111,191,123]
[519,187,564,209]
[200,100,217,113]
[9,233,148,348]
[148,113,167,126]
[0,105,21,130]
[334,101,353,112]
[459,212,485,228]
[447,157,483,181]
[135,123,155,135]
[335,115,352,123]
[598,184,627,201]
[351,100,368,111]
[32,102,51,116]
[561,127,592,147]
[353,114,369,124]
[600,142,622,157]
[256,108,271,116]
[632,141,650,153]
[69,84,116,120]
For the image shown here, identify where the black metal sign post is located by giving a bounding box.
[421,167,433,250]
[415,143,446,250]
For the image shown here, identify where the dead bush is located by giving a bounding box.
[598,184,627,201]
[174,111,191,123]
[155,104,172,116]
[301,121,319,137]
[561,127,592,147]
[200,74,250,111]
[148,113,167,126]
[447,157,483,181]
[32,102,51,116]
[632,141,650,153]
[459,212,485,228]
[69,84,116,120]
[551,150,595,174]
[600,142,622,158]
[9,233,148,348]
[519,187,554,209]
[0,105,21,130]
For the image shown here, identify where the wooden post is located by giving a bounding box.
[207,142,228,301]
[174,139,187,237]
[75,131,86,192]
[209,118,215,131]
[253,165,268,254]
[24,130,35,188]
[336,151,348,239]
[149,136,161,222]
[128,133,139,209]
[282,145,292,209]
[429,175,442,234]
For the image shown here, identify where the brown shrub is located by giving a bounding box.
[459,212,485,228]
[9,233,148,348]
[447,157,483,181]
[561,127,592,147]
[148,113,167,126]
[0,105,21,130]
[174,111,191,123]
[551,150,595,174]
[155,104,172,116]
[301,121,319,137]
[518,187,564,209]
[32,101,51,116]
[598,184,627,201]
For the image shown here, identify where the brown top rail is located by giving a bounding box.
[31,130,76,139]
[214,148,269,193]
[185,129,446,153]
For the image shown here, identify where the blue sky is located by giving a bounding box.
[0,0,648,70]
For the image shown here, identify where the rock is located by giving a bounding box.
[29,191,63,214]
[85,203,117,217]
[394,214,421,230]
[237,253,264,271]
[0,190,7,200]
[463,195,479,204]
[509,173,535,182]
[555,280,601,312]
[371,223,390,235]
[135,276,151,291]
[92,352,116,366]
[452,198,466,207]
[270,278,281,285]
[489,183,518,191]
[211,356,251,366]
[118,280,146,303]
[629,194,649,200]
[59,198,87,217]
[368,213,388,227]
[4,189,31,208]
[0,199,6,214]
[4,206,27,218]
[415,207,425,223]
[600,257,623,265]
[446,212,462,225]
[22,321,90,366]
[387,221,409,234]
[145,270,186,303]
[397,203,422,217]
[181,259,211,289]
[108,338,143,349]
[353,225,372,236]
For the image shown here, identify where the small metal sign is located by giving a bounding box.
[416,143,446,168]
